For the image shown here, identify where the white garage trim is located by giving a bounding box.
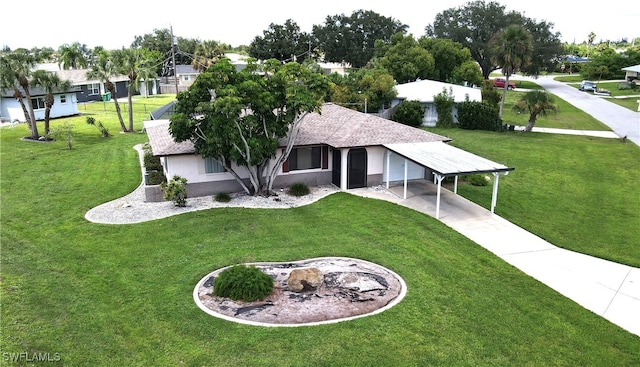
[383,142,515,219]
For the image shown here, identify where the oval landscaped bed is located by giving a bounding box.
[193,257,407,327]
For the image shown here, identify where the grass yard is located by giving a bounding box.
[1,96,639,366]
[427,128,640,268]
[499,89,612,130]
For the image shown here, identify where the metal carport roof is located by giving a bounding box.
[383,142,515,218]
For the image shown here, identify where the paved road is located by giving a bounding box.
[512,75,640,146]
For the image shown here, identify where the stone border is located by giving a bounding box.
[193,257,407,327]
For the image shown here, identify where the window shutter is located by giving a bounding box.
[322,146,328,169]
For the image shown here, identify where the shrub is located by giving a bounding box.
[288,183,310,197]
[143,143,163,171]
[213,265,274,302]
[457,101,502,131]
[86,116,110,137]
[51,121,74,150]
[215,192,231,203]
[160,175,188,207]
[391,100,425,127]
[467,174,490,186]
[434,87,455,127]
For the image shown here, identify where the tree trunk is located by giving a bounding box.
[44,94,54,138]
[524,114,537,132]
[106,81,127,132]
[128,91,134,132]
[19,83,39,139]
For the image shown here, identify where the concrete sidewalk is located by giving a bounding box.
[349,182,640,337]
[513,126,622,139]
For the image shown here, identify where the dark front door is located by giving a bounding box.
[332,149,341,187]
[347,148,367,189]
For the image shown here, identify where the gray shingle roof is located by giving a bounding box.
[293,103,450,148]
[144,103,450,156]
[144,120,196,156]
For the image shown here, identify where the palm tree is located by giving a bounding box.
[192,40,225,72]
[512,90,557,132]
[112,48,142,132]
[58,42,89,70]
[135,55,159,98]
[489,24,533,119]
[31,70,72,138]
[587,32,596,58]
[87,50,128,132]
[1,50,39,138]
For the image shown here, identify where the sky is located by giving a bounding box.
[3,0,638,51]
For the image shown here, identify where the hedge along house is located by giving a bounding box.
[143,103,513,217]
[387,79,482,127]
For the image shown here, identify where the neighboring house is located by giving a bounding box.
[0,86,80,123]
[36,63,138,103]
[387,80,482,127]
[143,103,513,216]
[622,64,640,83]
[317,62,350,76]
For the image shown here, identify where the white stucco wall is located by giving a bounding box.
[165,154,249,183]
[383,150,425,181]
[1,93,78,122]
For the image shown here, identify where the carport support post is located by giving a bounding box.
[403,158,408,199]
[385,150,390,189]
[491,172,500,213]
[435,174,443,219]
[454,176,458,194]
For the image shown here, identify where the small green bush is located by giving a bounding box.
[391,100,425,127]
[213,265,274,302]
[467,174,490,186]
[215,192,231,202]
[434,87,455,128]
[86,116,110,137]
[160,175,188,207]
[51,121,74,150]
[143,143,163,171]
[288,183,310,197]
[457,101,502,131]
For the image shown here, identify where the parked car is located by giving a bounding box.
[579,80,597,92]
[493,78,516,90]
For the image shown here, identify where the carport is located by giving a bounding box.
[383,142,515,219]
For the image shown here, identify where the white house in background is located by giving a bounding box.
[143,103,513,217]
[389,80,482,127]
[317,62,350,76]
[622,64,640,83]
[1,86,79,123]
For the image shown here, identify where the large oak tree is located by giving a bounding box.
[313,10,407,68]
[169,58,329,196]
[248,19,313,63]
[426,0,562,78]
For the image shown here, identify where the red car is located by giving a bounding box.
[493,78,516,90]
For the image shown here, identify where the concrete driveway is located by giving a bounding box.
[512,75,640,146]
[350,181,640,337]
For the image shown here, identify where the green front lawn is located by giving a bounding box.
[499,90,611,130]
[427,128,640,268]
[1,97,639,366]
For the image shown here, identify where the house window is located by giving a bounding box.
[288,146,321,171]
[60,95,67,104]
[88,83,100,95]
[182,75,190,82]
[204,157,225,173]
[30,97,46,110]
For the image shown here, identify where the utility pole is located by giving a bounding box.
[170,25,179,95]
